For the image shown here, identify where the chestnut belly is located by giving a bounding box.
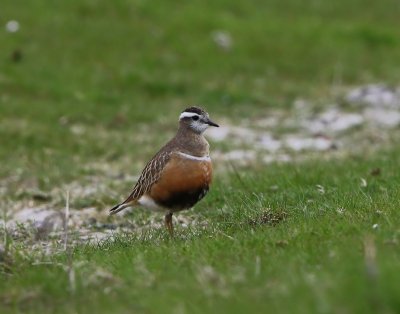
[148,155,213,211]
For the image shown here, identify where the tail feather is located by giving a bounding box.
[109,202,130,215]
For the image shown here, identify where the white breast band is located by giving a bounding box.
[177,152,211,161]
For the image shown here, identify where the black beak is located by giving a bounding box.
[206,118,219,127]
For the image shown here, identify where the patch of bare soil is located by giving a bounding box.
[208,84,400,165]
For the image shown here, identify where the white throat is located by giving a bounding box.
[179,112,209,134]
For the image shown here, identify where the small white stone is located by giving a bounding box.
[13,207,55,224]
[328,113,364,132]
[6,20,20,33]
[285,136,333,151]
[304,107,364,134]
[211,31,232,50]
[363,108,400,127]
[70,124,86,135]
[346,84,400,108]
[259,134,282,152]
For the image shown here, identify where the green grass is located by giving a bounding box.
[2,152,400,313]
[1,0,400,313]
[2,0,400,181]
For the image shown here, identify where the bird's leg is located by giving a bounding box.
[165,212,174,237]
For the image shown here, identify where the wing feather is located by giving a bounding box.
[123,151,171,204]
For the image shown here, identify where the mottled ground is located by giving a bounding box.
[1,84,399,252]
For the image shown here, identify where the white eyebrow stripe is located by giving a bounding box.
[177,152,210,161]
[179,112,199,120]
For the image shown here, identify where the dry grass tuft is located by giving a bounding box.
[248,209,288,227]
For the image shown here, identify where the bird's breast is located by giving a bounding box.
[148,152,213,210]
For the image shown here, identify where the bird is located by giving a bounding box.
[109,106,219,236]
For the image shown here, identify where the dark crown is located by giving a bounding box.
[182,106,207,115]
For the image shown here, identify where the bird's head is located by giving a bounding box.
[179,106,219,134]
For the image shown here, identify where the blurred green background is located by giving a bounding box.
[2,0,400,184]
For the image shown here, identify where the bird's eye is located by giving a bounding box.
[192,116,199,121]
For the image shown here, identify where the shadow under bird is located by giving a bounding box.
[109,106,219,236]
